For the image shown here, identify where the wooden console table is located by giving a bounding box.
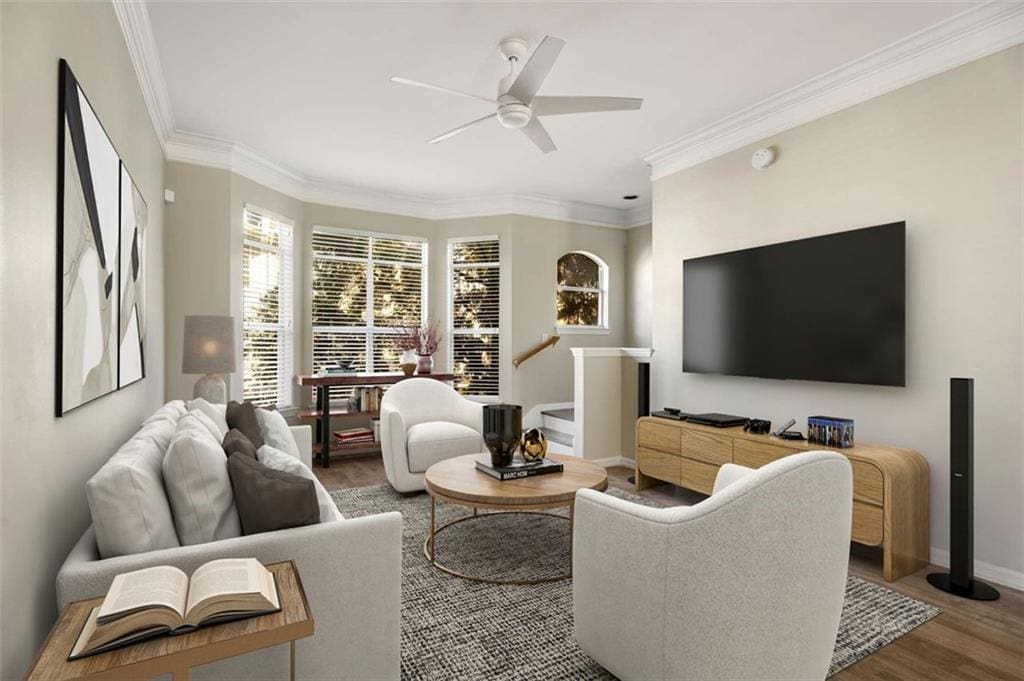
[634,417,929,582]
[26,561,313,681]
[295,372,455,467]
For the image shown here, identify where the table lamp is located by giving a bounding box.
[182,315,236,403]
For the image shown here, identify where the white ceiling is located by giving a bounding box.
[147,1,976,213]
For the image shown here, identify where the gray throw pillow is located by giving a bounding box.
[226,401,264,449]
[223,428,257,459]
[227,453,319,535]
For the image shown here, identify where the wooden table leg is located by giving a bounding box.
[290,640,296,681]
[171,666,190,681]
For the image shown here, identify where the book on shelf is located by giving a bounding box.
[69,558,280,660]
[334,427,375,445]
[475,456,564,481]
[349,386,384,413]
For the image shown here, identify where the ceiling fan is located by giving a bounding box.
[390,36,643,154]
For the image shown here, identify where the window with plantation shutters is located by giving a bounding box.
[449,238,500,397]
[242,207,294,407]
[311,228,427,398]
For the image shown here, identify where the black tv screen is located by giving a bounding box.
[683,222,905,386]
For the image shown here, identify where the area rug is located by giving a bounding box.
[330,484,940,679]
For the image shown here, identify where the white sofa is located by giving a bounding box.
[573,451,853,681]
[379,378,484,492]
[57,401,402,681]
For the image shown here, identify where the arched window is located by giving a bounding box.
[556,251,608,331]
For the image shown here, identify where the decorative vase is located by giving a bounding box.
[400,350,417,376]
[416,354,433,374]
[519,427,548,463]
[483,404,522,467]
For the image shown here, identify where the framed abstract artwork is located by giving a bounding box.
[118,163,147,388]
[56,59,146,415]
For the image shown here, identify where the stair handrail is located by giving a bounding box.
[512,335,560,369]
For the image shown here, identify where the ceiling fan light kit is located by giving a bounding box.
[391,35,643,154]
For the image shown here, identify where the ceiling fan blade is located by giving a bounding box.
[520,117,556,154]
[390,77,497,105]
[532,96,643,116]
[506,36,566,105]
[428,113,498,144]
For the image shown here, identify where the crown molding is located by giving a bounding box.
[112,0,175,145]
[643,2,1024,180]
[165,131,639,228]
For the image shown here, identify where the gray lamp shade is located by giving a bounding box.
[182,315,237,374]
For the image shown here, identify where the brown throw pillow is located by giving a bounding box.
[227,453,318,535]
[226,401,264,449]
[222,428,257,460]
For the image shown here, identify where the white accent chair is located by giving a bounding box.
[573,451,853,681]
[379,378,485,493]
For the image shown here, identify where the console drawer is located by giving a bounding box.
[733,439,799,468]
[679,458,719,495]
[680,429,733,465]
[852,500,883,546]
[851,460,884,506]
[638,420,681,454]
[637,448,681,485]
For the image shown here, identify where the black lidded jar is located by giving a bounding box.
[483,404,522,467]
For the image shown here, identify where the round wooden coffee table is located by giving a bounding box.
[422,453,608,585]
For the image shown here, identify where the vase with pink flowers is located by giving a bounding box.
[392,320,442,376]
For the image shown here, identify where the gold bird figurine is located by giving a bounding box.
[519,427,548,463]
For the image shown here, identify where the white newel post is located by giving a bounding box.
[571,348,654,465]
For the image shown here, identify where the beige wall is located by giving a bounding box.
[163,163,629,412]
[624,223,653,347]
[651,47,1023,582]
[0,3,166,678]
[163,162,231,400]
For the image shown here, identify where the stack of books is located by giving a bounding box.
[349,386,383,412]
[334,427,375,446]
[475,456,564,481]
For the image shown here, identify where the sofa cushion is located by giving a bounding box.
[162,421,241,545]
[142,400,187,427]
[257,408,299,460]
[226,401,264,449]
[228,453,319,535]
[223,428,258,460]
[188,397,229,438]
[86,432,181,559]
[406,421,483,474]
[184,408,224,443]
[258,445,343,522]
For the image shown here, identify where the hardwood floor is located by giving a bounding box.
[316,456,1024,680]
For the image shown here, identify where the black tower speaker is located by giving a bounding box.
[627,363,651,485]
[926,378,1000,600]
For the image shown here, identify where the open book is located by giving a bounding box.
[70,558,280,660]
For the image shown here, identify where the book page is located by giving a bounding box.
[97,565,188,621]
[185,558,262,616]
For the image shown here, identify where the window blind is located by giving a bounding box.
[242,207,294,407]
[311,229,426,400]
[449,238,500,397]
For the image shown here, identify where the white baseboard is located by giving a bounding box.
[928,548,1024,592]
[591,456,636,469]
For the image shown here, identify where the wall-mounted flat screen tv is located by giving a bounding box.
[683,222,905,386]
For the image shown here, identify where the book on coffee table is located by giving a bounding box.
[69,558,280,660]
[475,456,564,481]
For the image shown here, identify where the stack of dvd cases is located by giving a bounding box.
[808,416,855,449]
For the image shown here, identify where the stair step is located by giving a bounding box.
[540,408,575,422]
[539,427,573,448]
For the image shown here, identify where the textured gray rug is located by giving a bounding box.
[330,484,940,679]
